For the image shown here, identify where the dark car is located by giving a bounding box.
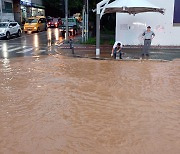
[59,25,78,36]
[59,18,79,36]
[47,18,62,28]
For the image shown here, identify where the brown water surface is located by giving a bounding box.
[0,56,180,154]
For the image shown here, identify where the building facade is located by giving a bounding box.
[116,0,180,46]
[13,0,45,24]
[0,0,45,24]
[0,0,14,21]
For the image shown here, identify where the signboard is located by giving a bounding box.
[173,0,180,26]
[20,0,32,6]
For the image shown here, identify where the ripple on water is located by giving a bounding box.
[0,56,180,154]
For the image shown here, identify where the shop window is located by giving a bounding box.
[2,1,13,13]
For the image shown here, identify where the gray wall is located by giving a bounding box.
[0,0,15,21]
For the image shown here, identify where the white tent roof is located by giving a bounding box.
[105,0,165,14]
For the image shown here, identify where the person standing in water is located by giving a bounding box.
[142,26,155,57]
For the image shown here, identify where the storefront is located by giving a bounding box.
[20,0,31,23]
[20,0,45,22]
[13,0,45,25]
[116,0,180,46]
[31,6,45,17]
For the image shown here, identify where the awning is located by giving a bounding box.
[104,0,165,15]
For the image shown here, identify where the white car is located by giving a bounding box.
[0,22,22,39]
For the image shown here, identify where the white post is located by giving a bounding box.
[82,5,85,43]
[87,0,89,40]
[96,5,100,56]
[85,10,87,42]
[0,0,2,22]
[96,0,110,56]
[65,0,69,41]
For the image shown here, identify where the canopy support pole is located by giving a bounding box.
[96,0,110,56]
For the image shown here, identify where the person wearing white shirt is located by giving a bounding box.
[142,26,155,57]
[111,41,123,56]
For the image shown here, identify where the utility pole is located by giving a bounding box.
[84,8,87,42]
[96,0,110,56]
[65,0,68,41]
[82,5,85,43]
[82,0,89,42]
[86,0,89,40]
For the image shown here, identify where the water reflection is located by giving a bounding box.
[2,43,8,58]
[54,28,59,41]
[34,34,39,48]
[1,58,13,92]
[47,28,52,47]
[2,58,11,73]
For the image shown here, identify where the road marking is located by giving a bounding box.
[8,46,25,53]
[16,48,33,54]
[0,31,47,42]
[0,45,15,51]
[39,50,46,52]
[31,50,47,55]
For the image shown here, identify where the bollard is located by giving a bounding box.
[69,39,73,49]
[72,46,74,54]
[69,39,74,54]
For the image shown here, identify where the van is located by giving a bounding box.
[24,16,47,33]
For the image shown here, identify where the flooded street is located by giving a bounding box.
[0,55,180,154]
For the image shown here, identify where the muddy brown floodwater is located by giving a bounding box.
[0,55,180,154]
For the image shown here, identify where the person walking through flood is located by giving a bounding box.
[142,26,155,58]
[111,43,122,59]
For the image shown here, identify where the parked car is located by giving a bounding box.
[0,22,22,39]
[24,16,47,33]
[47,17,62,28]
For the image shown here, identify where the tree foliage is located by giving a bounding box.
[43,0,105,17]
[43,0,64,17]
[43,0,116,32]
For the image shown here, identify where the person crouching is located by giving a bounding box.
[112,43,122,59]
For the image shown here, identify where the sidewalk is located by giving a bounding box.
[55,35,180,61]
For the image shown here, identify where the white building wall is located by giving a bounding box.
[116,0,180,46]
[0,0,2,21]
[0,0,14,21]
[1,13,14,21]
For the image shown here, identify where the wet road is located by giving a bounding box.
[0,28,63,59]
[0,54,180,154]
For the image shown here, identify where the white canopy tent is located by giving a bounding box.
[96,0,165,56]
[105,0,164,14]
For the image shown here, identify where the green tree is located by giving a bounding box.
[43,0,84,17]
[43,0,116,35]
[43,0,64,17]
[69,0,83,15]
